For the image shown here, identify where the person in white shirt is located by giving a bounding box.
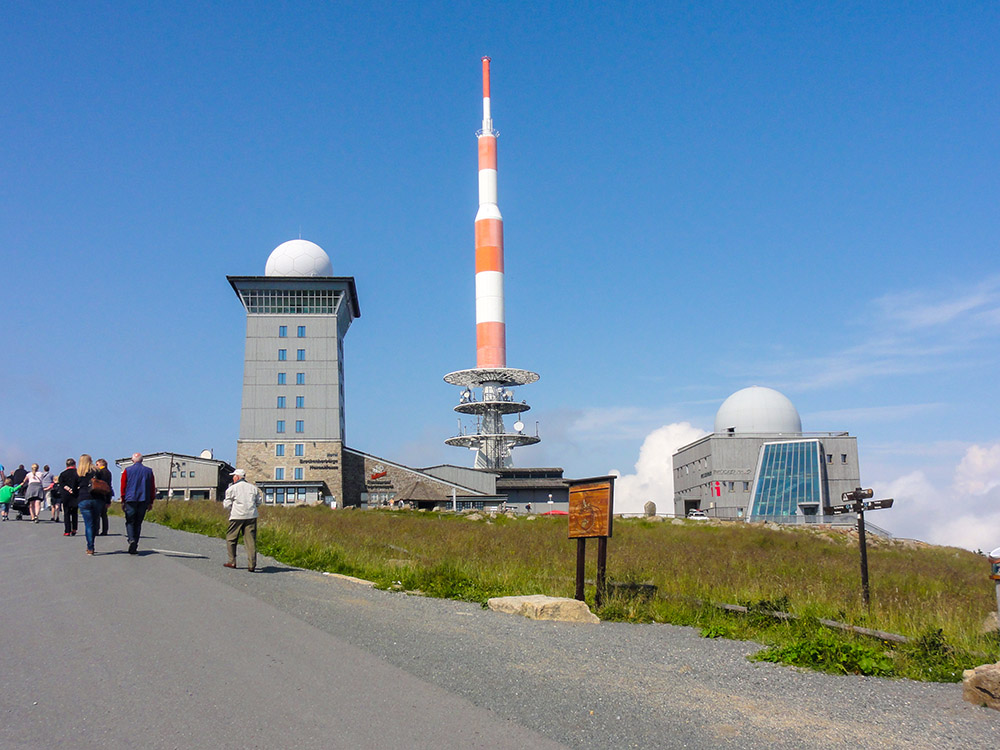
[222,469,263,572]
[24,464,45,523]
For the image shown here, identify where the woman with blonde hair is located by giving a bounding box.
[94,459,113,535]
[74,454,105,555]
[23,463,45,523]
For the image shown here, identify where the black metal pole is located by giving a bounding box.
[595,537,608,609]
[575,538,586,601]
[857,507,870,610]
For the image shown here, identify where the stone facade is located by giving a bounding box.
[236,439,345,506]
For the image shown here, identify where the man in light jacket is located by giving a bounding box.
[222,469,263,572]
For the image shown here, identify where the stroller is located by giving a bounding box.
[11,491,30,520]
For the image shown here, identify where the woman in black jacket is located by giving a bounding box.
[74,454,103,555]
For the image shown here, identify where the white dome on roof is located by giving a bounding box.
[714,386,802,434]
[264,239,332,277]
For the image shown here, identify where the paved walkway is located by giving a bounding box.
[2,518,999,749]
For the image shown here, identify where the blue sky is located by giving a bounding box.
[2,2,998,548]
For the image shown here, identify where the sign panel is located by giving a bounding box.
[568,476,615,539]
[863,498,894,511]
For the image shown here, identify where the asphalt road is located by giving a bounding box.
[2,517,999,749]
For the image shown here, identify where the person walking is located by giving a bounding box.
[58,458,79,536]
[119,452,155,555]
[40,464,55,518]
[1,477,23,521]
[222,469,263,572]
[11,465,27,488]
[75,454,102,555]
[93,459,113,535]
[43,465,61,522]
[23,464,45,522]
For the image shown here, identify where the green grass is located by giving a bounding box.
[147,501,999,681]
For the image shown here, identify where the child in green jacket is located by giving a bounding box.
[1,477,22,520]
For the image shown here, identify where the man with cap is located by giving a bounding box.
[222,469,263,571]
[120,452,156,554]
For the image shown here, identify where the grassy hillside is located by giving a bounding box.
[148,501,999,681]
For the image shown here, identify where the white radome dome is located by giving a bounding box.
[714,386,802,434]
[264,239,333,277]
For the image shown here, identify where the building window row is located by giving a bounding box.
[277,372,306,385]
[276,421,305,434]
[276,395,305,408]
[238,288,339,315]
[274,467,306,481]
[277,325,307,338]
[275,444,305,457]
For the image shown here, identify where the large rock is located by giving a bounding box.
[962,662,1000,710]
[487,595,600,624]
[643,501,656,517]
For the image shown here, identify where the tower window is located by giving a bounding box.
[296,372,305,385]
[296,396,304,408]
[275,444,285,457]
[294,468,303,480]
[279,326,287,338]
[294,444,304,457]
[295,420,304,433]
[276,420,285,433]
[297,326,306,337]
[278,349,287,361]
[277,396,286,409]
[841,454,848,464]
[278,372,286,385]
[296,349,305,361]
[275,467,285,480]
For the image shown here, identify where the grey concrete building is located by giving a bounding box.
[673,387,860,522]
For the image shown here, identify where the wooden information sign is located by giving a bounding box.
[568,477,614,539]
[568,476,615,608]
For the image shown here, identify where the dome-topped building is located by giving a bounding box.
[672,385,861,526]
[265,239,333,277]
[714,386,802,434]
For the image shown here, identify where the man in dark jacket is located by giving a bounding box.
[120,453,156,555]
[58,459,79,536]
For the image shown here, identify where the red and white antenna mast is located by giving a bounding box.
[445,57,540,470]
[475,56,505,368]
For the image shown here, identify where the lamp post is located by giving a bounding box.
[165,454,182,501]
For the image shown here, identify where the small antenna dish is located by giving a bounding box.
[200,449,213,459]
[514,420,524,433]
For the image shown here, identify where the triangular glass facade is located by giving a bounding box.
[748,440,825,519]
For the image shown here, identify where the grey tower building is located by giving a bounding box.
[228,239,360,506]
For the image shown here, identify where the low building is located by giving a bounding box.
[673,387,860,522]
[115,452,234,501]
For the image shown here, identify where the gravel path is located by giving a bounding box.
[4,518,999,749]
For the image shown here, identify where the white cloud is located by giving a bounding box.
[610,422,708,515]
[954,443,1000,495]
[874,442,1000,551]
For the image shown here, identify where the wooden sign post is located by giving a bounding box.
[829,488,893,610]
[568,476,615,609]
